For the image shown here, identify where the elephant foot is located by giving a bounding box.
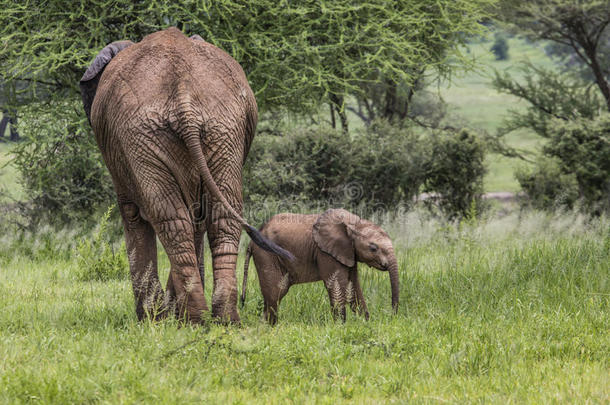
[211,304,240,325]
[211,283,240,324]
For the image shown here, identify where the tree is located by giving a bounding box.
[497,0,610,110]
[1,0,495,123]
[493,0,610,211]
[0,0,496,222]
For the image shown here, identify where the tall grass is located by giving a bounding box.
[0,209,608,403]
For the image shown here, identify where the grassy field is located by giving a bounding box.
[1,210,608,403]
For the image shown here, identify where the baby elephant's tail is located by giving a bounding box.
[240,244,253,308]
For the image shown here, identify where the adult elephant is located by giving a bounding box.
[79,27,292,324]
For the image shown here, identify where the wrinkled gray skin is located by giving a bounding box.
[242,209,400,325]
[80,28,292,324]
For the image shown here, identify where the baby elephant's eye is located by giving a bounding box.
[369,243,378,252]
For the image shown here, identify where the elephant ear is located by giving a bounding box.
[79,40,134,123]
[313,209,361,267]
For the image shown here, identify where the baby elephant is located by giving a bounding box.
[241,209,399,324]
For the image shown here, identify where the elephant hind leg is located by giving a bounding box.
[118,200,165,320]
[147,196,208,324]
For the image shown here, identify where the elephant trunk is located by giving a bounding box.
[388,256,399,314]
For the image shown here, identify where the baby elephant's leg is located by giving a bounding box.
[256,252,290,325]
[348,268,369,320]
[320,264,350,322]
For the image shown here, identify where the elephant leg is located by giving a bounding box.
[118,200,165,320]
[165,214,205,306]
[251,248,290,325]
[206,169,244,323]
[348,269,369,320]
[194,223,206,292]
[207,216,241,323]
[263,273,291,326]
[149,197,208,324]
[261,280,290,325]
[320,264,349,322]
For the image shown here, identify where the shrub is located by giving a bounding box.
[76,205,128,282]
[244,126,351,206]
[422,129,487,218]
[516,158,579,210]
[494,64,609,213]
[544,115,610,212]
[349,120,429,207]
[244,121,487,219]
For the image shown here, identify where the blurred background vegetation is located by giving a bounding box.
[0,0,608,228]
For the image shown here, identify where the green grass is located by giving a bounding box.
[1,211,608,403]
[440,35,557,192]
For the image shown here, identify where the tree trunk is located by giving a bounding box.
[9,114,19,141]
[0,114,8,139]
[586,47,610,111]
[329,94,348,133]
[1,109,19,141]
[329,103,336,129]
[382,80,397,121]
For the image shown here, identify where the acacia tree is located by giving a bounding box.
[493,0,610,211]
[498,0,610,110]
[0,0,495,222]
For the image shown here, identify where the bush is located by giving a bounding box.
[243,126,352,209]
[494,64,609,213]
[76,206,128,282]
[516,158,579,210]
[244,121,487,219]
[349,120,429,207]
[422,129,487,217]
[544,115,610,212]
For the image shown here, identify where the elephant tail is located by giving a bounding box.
[182,133,295,261]
[240,244,253,307]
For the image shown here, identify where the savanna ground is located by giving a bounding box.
[1,35,609,403]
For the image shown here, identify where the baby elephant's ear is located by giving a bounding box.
[313,209,360,267]
[79,40,134,123]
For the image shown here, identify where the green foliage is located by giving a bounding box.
[490,32,509,60]
[0,0,497,222]
[0,0,496,114]
[494,65,610,212]
[76,205,128,282]
[10,101,114,225]
[245,121,487,218]
[516,158,579,210]
[496,0,610,110]
[544,115,610,212]
[350,121,430,206]
[245,126,351,205]
[423,129,487,217]
[494,64,604,139]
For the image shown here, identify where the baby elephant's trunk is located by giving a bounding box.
[388,257,399,314]
[240,245,252,307]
